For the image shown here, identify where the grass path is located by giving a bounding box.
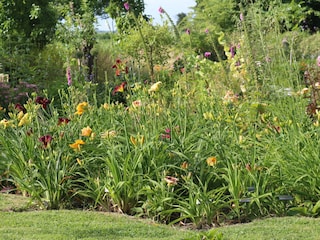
[1,193,320,240]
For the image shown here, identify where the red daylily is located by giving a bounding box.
[35,96,51,109]
[39,134,53,148]
[58,117,71,125]
[112,81,127,95]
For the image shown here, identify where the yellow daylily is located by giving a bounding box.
[69,139,85,151]
[0,119,15,128]
[81,126,92,137]
[148,81,162,93]
[75,102,88,115]
[101,130,117,139]
[206,156,217,166]
[18,113,30,127]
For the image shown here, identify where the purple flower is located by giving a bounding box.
[186,29,190,35]
[317,56,320,67]
[124,2,130,11]
[230,46,236,58]
[205,28,209,34]
[204,52,211,58]
[158,7,164,14]
[66,66,72,86]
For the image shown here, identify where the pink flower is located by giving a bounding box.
[204,52,211,58]
[124,2,130,11]
[205,28,209,34]
[66,66,72,86]
[240,13,244,21]
[186,29,190,35]
[158,7,164,14]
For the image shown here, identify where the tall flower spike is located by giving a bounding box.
[124,2,130,11]
[158,7,164,14]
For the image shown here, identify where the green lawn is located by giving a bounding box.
[1,193,320,240]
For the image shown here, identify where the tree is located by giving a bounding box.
[105,0,146,33]
[0,0,58,47]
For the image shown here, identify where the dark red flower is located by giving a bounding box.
[15,103,26,113]
[39,135,53,148]
[58,117,70,125]
[35,96,51,109]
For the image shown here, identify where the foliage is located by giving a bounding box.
[106,0,145,33]
[116,17,174,79]
[1,0,320,230]
[0,0,58,47]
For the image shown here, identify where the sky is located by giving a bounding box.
[96,0,196,31]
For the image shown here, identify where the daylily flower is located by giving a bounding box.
[132,100,142,108]
[81,126,92,137]
[206,156,217,166]
[101,130,117,139]
[0,119,15,128]
[18,113,30,126]
[39,135,53,148]
[15,103,26,113]
[103,103,109,110]
[112,81,127,95]
[17,111,24,120]
[148,81,162,93]
[75,102,88,115]
[223,90,238,103]
[58,117,70,125]
[69,139,85,151]
[164,176,179,186]
[35,96,51,109]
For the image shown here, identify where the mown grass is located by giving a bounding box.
[219,217,320,240]
[1,193,320,240]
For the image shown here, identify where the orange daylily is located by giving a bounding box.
[75,102,88,115]
[69,139,85,151]
[206,156,217,166]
